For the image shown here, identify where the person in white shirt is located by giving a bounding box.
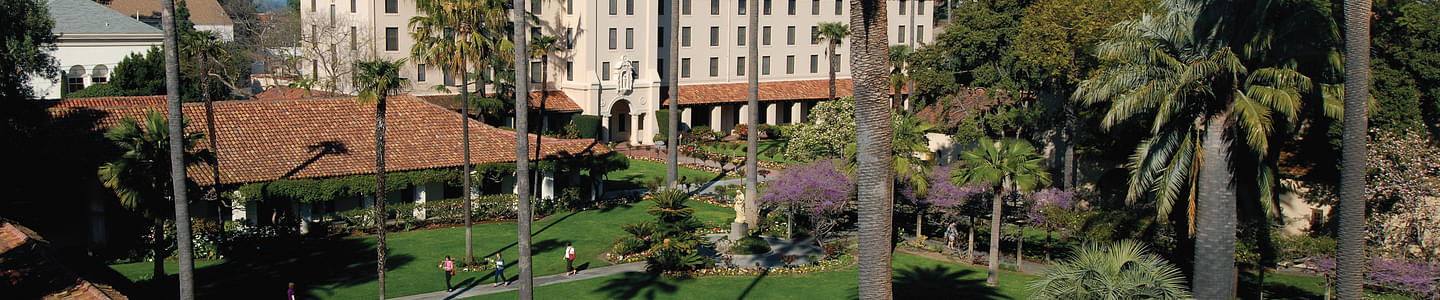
[564,243,577,277]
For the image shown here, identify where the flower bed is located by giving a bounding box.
[663,254,854,278]
[678,144,787,170]
[604,250,655,264]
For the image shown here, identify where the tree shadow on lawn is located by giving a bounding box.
[482,211,581,257]
[189,236,413,299]
[1238,272,1324,300]
[892,265,1005,300]
[594,271,686,300]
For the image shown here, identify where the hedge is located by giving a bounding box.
[573,115,602,139]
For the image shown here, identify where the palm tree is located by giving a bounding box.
[529,35,558,132]
[1336,0,1372,297]
[353,58,408,299]
[97,111,210,289]
[892,114,932,239]
[179,30,227,205]
[742,0,759,229]
[887,45,912,112]
[849,1,894,299]
[1072,3,1325,296]
[666,0,681,188]
[410,0,487,263]
[816,22,850,101]
[159,0,196,296]
[510,0,534,297]
[953,138,1051,287]
[1028,241,1193,299]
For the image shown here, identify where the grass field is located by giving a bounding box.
[698,140,792,165]
[109,200,734,299]
[604,158,735,191]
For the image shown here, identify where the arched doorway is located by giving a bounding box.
[609,99,631,144]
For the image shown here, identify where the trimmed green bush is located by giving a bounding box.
[731,236,771,255]
[573,115,602,138]
[65,83,126,98]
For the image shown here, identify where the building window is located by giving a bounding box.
[568,0,574,14]
[898,25,905,43]
[66,67,85,93]
[736,57,745,76]
[899,0,906,15]
[531,0,541,12]
[658,26,666,47]
[443,68,454,86]
[385,27,398,51]
[709,26,719,47]
[609,0,617,15]
[787,0,795,15]
[811,26,819,44]
[310,0,314,11]
[809,54,818,73]
[532,26,542,40]
[91,65,108,84]
[917,25,924,43]
[918,0,925,15]
[786,55,794,74]
[626,0,633,15]
[682,0,691,15]
[329,4,335,25]
[786,26,795,45]
[834,0,841,14]
[833,53,841,71]
[681,27,692,47]
[761,56,770,75]
[565,28,574,49]
[763,0,771,14]
[531,61,543,82]
[737,26,746,46]
[658,0,666,14]
[602,62,611,80]
[625,28,634,49]
[811,0,819,14]
[608,28,617,49]
[566,61,574,81]
[350,0,355,12]
[350,26,357,49]
[711,0,719,15]
[762,26,771,45]
[738,0,746,14]
[709,57,718,77]
[417,64,427,81]
[681,58,691,78]
[385,0,397,13]
[658,58,665,79]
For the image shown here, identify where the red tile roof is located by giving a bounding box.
[1,220,128,300]
[48,95,608,186]
[46,96,167,109]
[660,79,910,105]
[418,90,582,113]
[104,0,232,25]
[250,86,345,101]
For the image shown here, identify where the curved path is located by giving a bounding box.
[391,262,644,300]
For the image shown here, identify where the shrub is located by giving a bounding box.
[572,115,602,138]
[731,236,772,255]
[1272,233,1337,262]
[64,83,126,98]
[613,236,648,255]
[733,124,748,137]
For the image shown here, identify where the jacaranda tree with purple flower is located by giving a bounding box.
[759,160,854,241]
[1028,188,1079,262]
[925,166,988,260]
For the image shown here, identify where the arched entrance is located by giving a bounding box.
[608,99,631,144]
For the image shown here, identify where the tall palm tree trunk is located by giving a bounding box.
[375,95,389,299]
[202,58,221,205]
[967,214,975,261]
[1336,0,1372,296]
[512,1,534,297]
[667,0,681,188]
[1015,223,1023,272]
[828,41,837,101]
[1062,105,1074,190]
[160,0,195,297]
[986,183,1005,286]
[852,1,893,298]
[152,218,165,280]
[744,0,759,229]
[1193,110,1237,299]
[460,61,475,264]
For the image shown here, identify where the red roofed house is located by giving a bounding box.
[42,95,609,239]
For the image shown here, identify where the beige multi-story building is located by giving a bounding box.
[301,0,932,145]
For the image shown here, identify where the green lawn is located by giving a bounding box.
[698,140,792,165]
[109,201,734,299]
[604,158,735,191]
[464,253,1040,300]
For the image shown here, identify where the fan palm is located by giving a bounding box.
[953,138,1051,287]
[667,0,681,188]
[1072,2,1330,296]
[353,58,408,299]
[97,111,210,287]
[179,30,228,204]
[888,45,912,112]
[1336,0,1372,297]
[743,0,759,229]
[816,21,849,101]
[849,1,894,298]
[510,1,534,297]
[1028,240,1194,300]
[159,0,196,296]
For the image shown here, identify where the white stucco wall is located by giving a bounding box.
[30,37,160,99]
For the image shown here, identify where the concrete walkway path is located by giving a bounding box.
[391,262,645,300]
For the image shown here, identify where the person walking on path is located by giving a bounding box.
[564,243,577,277]
[287,282,296,300]
[491,253,508,287]
[945,222,958,252]
[439,256,456,292]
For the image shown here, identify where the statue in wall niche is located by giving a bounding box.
[617,55,634,94]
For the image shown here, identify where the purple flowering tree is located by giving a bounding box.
[925,166,989,260]
[1028,188,1077,262]
[759,160,854,241]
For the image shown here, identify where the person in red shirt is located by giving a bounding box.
[439,256,456,292]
